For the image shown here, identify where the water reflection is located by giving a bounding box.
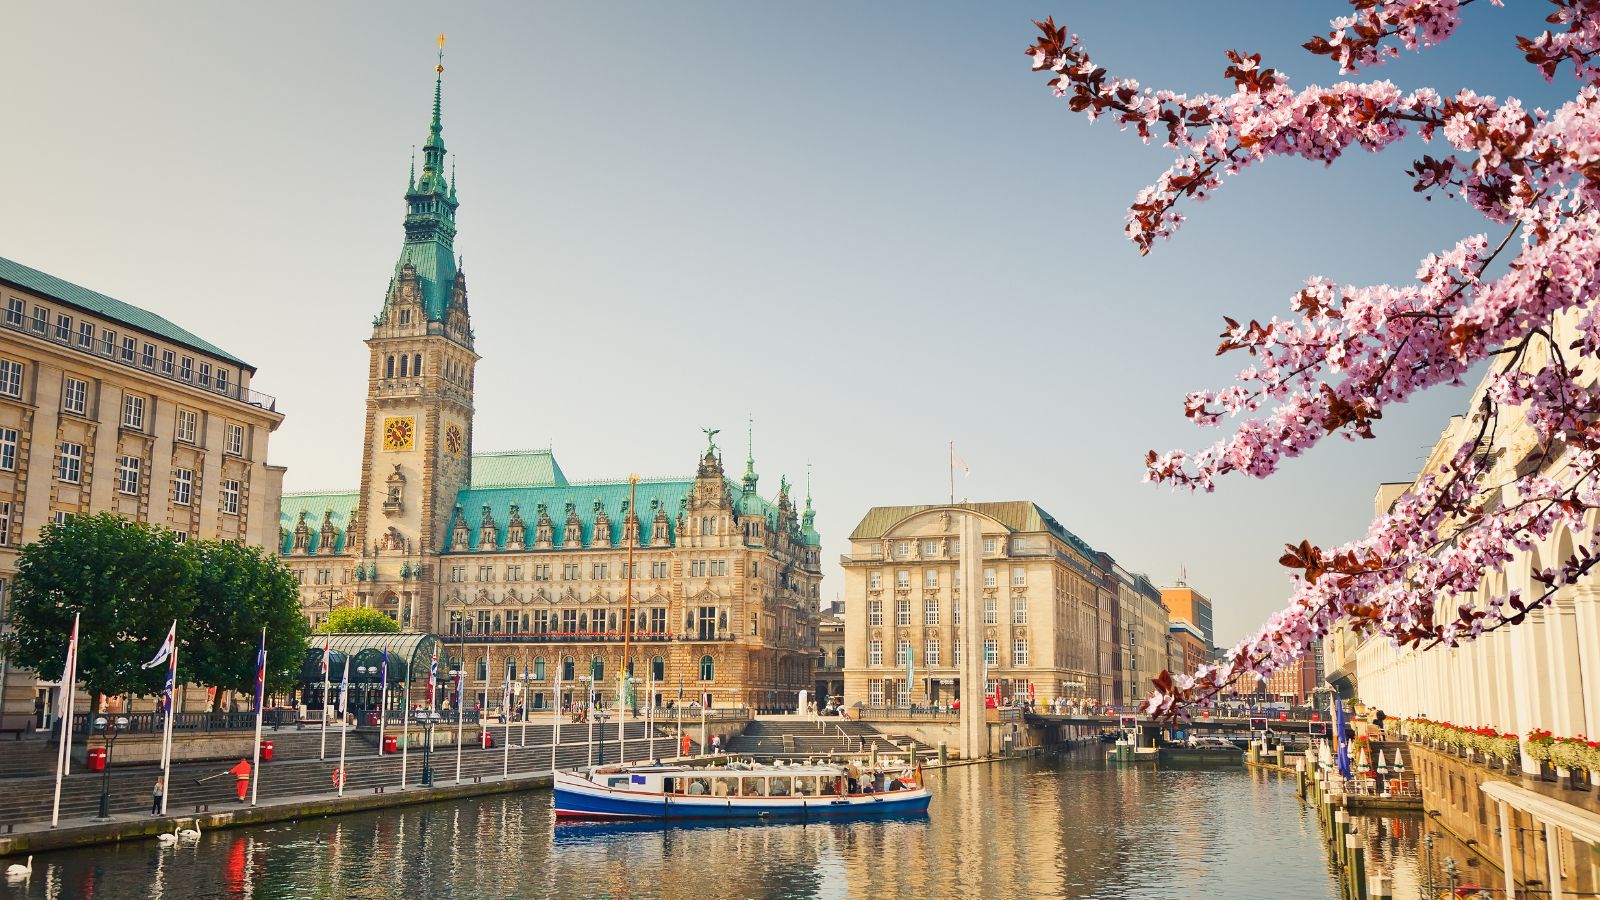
[3,751,1385,900]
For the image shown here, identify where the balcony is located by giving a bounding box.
[0,312,278,412]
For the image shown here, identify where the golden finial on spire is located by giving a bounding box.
[436,33,446,74]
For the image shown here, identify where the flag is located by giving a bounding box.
[427,648,439,708]
[337,657,350,714]
[454,667,464,708]
[950,443,970,477]
[252,629,267,712]
[1331,695,1351,779]
[141,622,177,670]
[321,637,330,677]
[380,649,389,692]
[677,677,683,704]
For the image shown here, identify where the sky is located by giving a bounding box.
[0,2,1580,648]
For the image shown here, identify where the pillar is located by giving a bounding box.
[1499,800,1518,900]
[1570,585,1600,738]
[1544,593,1586,738]
[1509,614,1544,771]
[1547,821,1565,900]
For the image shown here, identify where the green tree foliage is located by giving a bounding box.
[186,540,309,705]
[1,514,196,707]
[317,606,401,635]
[0,513,310,709]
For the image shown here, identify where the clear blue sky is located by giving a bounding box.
[0,3,1573,646]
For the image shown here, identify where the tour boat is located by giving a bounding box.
[553,761,932,821]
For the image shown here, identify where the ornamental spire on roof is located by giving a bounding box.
[392,33,462,324]
[742,414,758,495]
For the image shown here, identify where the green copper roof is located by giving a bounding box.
[470,450,568,489]
[447,479,692,551]
[278,491,360,555]
[0,256,254,371]
[393,67,460,323]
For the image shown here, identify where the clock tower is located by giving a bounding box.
[353,48,477,632]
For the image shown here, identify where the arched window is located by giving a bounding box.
[835,647,845,669]
[399,355,408,378]
[413,353,422,377]
[534,657,546,680]
[591,658,605,681]
[561,657,575,681]
[700,655,715,681]
[506,658,517,681]
[651,656,665,680]
[476,656,487,681]
[385,355,395,378]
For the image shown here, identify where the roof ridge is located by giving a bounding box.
[471,448,554,457]
[282,488,359,498]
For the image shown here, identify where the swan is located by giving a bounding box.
[157,829,179,845]
[177,822,201,840]
[4,856,31,880]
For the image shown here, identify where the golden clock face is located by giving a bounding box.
[445,424,464,456]
[382,416,415,451]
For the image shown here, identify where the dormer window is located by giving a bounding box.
[400,309,411,325]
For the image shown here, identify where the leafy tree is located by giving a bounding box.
[318,606,401,635]
[1025,3,1600,714]
[1,514,196,711]
[185,540,309,707]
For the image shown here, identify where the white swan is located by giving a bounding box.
[157,829,179,845]
[4,855,31,880]
[177,822,201,840]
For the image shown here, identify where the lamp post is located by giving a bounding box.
[316,588,343,630]
[416,709,440,787]
[94,714,129,820]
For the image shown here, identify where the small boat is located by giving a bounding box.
[553,761,932,822]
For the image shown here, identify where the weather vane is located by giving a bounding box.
[436,33,446,74]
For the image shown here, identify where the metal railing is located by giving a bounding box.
[0,310,278,411]
[65,709,295,737]
[442,631,738,644]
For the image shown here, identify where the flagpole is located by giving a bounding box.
[320,637,330,762]
[501,679,511,778]
[337,657,350,797]
[551,661,562,773]
[949,440,954,505]
[676,677,683,759]
[400,668,410,790]
[50,612,79,828]
[377,649,389,760]
[160,632,178,816]
[250,627,265,807]
[453,666,464,785]
[587,677,594,768]
[647,671,655,761]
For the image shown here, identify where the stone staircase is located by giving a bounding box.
[0,720,691,827]
[723,719,934,761]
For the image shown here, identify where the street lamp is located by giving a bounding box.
[415,708,441,787]
[316,588,344,631]
[93,714,129,820]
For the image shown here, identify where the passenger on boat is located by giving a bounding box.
[687,778,708,795]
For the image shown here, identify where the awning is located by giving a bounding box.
[297,633,442,686]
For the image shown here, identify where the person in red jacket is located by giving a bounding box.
[227,759,253,803]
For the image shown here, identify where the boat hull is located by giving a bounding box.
[553,773,931,822]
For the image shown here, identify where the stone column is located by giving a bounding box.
[1546,821,1565,900]
[1499,801,1519,900]
[1544,592,1586,738]
[1509,613,1544,771]
[1570,584,1600,738]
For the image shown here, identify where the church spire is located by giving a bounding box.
[392,33,462,325]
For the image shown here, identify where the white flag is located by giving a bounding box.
[950,444,970,477]
[141,621,177,670]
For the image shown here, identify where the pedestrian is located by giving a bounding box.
[151,775,165,815]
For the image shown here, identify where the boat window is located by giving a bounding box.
[740,777,766,797]
[686,778,710,796]
[794,776,816,796]
[608,777,631,789]
[711,777,734,797]
[769,777,790,796]
[820,776,840,796]
[663,778,677,794]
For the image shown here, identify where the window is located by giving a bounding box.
[534,564,550,581]
[175,409,197,443]
[54,314,71,341]
[0,428,14,471]
[649,607,666,633]
[77,322,93,348]
[451,566,465,582]
[984,639,998,666]
[894,540,910,559]
[867,599,883,626]
[699,655,715,681]
[161,349,175,375]
[984,596,997,625]
[385,356,395,379]
[592,562,608,580]
[709,559,726,577]
[651,655,665,681]
[0,359,23,397]
[1011,536,1027,553]
[179,356,193,381]
[221,479,240,515]
[117,456,141,495]
[925,639,941,666]
[982,537,997,554]
[867,640,883,666]
[924,598,939,625]
[924,569,939,589]
[534,657,547,680]
[868,680,884,706]
[1011,567,1026,587]
[868,571,882,590]
[922,540,939,558]
[983,567,996,589]
[1012,596,1028,624]
[198,362,212,387]
[399,355,409,377]
[173,530,188,544]
[122,395,145,430]
[690,560,707,577]
[62,376,86,415]
[895,640,910,666]
[650,560,668,579]
[52,510,69,527]
[895,598,910,626]
[173,467,192,505]
[895,570,910,590]
[4,298,22,326]
[563,563,580,580]
[953,639,962,665]
[216,368,229,393]
[1013,638,1029,666]
[0,501,11,545]
[953,601,962,626]
[120,336,136,362]
[478,565,493,582]
[508,564,523,581]
[31,307,47,334]
[58,443,81,483]
[225,423,244,456]
[141,343,155,368]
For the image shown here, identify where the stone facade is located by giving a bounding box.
[0,258,284,730]
[1108,563,1168,708]
[275,65,822,713]
[841,501,1122,709]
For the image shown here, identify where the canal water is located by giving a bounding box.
[2,749,1449,899]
